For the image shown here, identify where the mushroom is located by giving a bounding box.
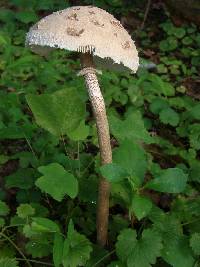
[26,5,139,246]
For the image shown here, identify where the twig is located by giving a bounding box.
[140,0,151,30]
[91,249,115,267]
[0,232,32,267]
[16,258,53,266]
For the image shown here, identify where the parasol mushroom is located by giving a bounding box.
[26,5,139,247]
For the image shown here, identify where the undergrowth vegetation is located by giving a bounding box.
[0,0,200,266]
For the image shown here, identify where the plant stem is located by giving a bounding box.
[16,258,53,266]
[0,232,32,267]
[80,53,112,247]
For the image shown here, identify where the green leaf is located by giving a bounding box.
[147,74,175,96]
[17,204,35,219]
[26,88,85,136]
[0,201,9,216]
[113,140,147,185]
[67,120,89,141]
[25,240,52,258]
[15,11,38,23]
[173,27,186,38]
[0,245,15,259]
[0,258,19,267]
[189,104,200,120]
[182,36,193,45]
[160,37,178,51]
[36,163,78,201]
[159,108,179,126]
[62,220,92,267]
[162,236,194,267]
[5,168,35,190]
[149,98,169,114]
[53,233,64,267]
[190,233,200,255]
[110,112,153,144]
[151,212,183,242]
[131,195,152,220]
[100,163,128,183]
[31,217,60,233]
[145,168,188,193]
[111,181,132,205]
[116,228,162,267]
[188,124,200,150]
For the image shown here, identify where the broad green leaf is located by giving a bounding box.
[36,163,78,201]
[147,74,175,96]
[111,181,132,205]
[188,123,200,150]
[100,163,128,183]
[162,236,194,267]
[67,120,89,141]
[116,229,137,262]
[5,168,35,190]
[23,224,38,238]
[15,11,38,23]
[0,258,19,267]
[0,125,34,139]
[53,233,64,267]
[26,88,85,136]
[160,37,178,52]
[173,27,186,38]
[131,195,152,220]
[189,104,200,120]
[0,245,15,258]
[116,228,162,267]
[0,201,9,216]
[62,220,92,267]
[145,168,188,193]
[150,98,169,114]
[150,212,183,243]
[109,112,153,144]
[0,9,15,22]
[17,204,35,219]
[113,140,147,185]
[190,233,200,255]
[31,217,60,233]
[159,108,179,126]
[25,240,52,258]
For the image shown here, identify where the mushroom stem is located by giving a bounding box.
[80,53,112,246]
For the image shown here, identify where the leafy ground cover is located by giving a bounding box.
[0,0,200,266]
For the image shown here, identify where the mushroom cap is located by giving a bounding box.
[26,6,139,72]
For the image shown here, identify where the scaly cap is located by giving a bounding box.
[26,6,139,72]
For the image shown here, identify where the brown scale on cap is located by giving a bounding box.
[122,41,131,49]
[91,19,104,27]
[66,27,84,37]
[67,13,79,21]
[89,11,95,15]
[110,19,123,28]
